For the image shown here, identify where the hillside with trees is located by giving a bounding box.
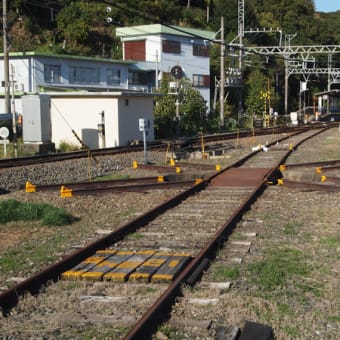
[1,0,339,134]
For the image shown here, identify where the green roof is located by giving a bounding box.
[0,51,134,64]
[116,24,216,41]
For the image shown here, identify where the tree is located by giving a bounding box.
[245,69,270,116]
[154,78,208,138]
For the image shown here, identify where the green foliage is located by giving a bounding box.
[42,206,74,226]
[0,199,74,226]
[154,78,208,138]
[58,140,80,152]
[212,265,240,280]
[5,0,340,115]
[246,248,311,291]
[157,325,181,340]
[245,69,270,116]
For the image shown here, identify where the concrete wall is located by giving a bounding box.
[49,93,155,149]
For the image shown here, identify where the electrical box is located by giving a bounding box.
[22,94,51,143]
[139,118,149,131]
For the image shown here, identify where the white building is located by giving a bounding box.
[0,24,215,149]
[22,92,155,149]
[116,24,215,109]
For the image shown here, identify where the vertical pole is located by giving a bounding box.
[11,64,17,157]
[327,54,331,92]
[219,17,225,127]
[175,79,180,137]
[143,129,147,164]
[155,50,159,90]
[3,0,10,115]
[284,57,289,115]
[299,82,302,122]
[99,110,105,148]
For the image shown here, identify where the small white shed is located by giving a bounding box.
[22,92,155,149]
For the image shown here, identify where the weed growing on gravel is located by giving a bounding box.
[283,325,300,337]
[211,265,240,280]
[320,236,338,248]
[283,222,298,235]
[157,325,182,340]
[0,199,75,226]
[130,232,144,239]
[246,248,311,291]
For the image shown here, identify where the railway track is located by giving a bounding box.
[0,125,338,339]
[0,124,330,170]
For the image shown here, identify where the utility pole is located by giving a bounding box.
[219,16,224,127]
[238,0,244,121]
[3,0,10,115]
[10,64,17,157]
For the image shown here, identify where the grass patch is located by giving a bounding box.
[295,282,321,297]
[130,233,144,239]
[58,140,80,152]
[284,325,300,337]
[0,199,75,226]
[283,222,298,235]
[157,325,181,340]
[0,240,58,274]
[320,236,338,248]
[211,265,240,281]
[246,248,311,291]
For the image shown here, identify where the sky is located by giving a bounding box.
[314,0,340,12]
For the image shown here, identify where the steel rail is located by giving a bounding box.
[280,179,340,192]
[123,127,330,339]
[0,124,330,169]
[65,180,198,195]
[26,176,166,192]
[284,159,340,169]
[0,126,330,322]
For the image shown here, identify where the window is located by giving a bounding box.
[69,66,100,84]
[44,64,61,83]
[193,44,210,57]
[162,40,181,54]
[107,68,121,85]
[128,71,147,85]
[193,74,210,87]
[124,40,146,61]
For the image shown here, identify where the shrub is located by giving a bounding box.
[58,140,80,152]
[0,199,74,226]
[42,206,73,226]
[0,199,22,222]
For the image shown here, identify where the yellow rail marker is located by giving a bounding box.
[289,143,294,150]
[104,250,156,282]
[277,179,284,185]
[316,167,322,174]
[170,158,175,166]
[129,254,171,283]
[132,160,138,169]
[25,181,36,193]
[279,164,285,171]
[60,185,72,198]
[215,164,221,171]
[151,253,191,283]
[157,176,164,182]
[321,175,327,182]
[61,249,117,280]
[175,166,181,173]
[82,250,134,281]
[195,178,203,185]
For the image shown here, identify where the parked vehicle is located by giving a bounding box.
[0,113,23,139]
